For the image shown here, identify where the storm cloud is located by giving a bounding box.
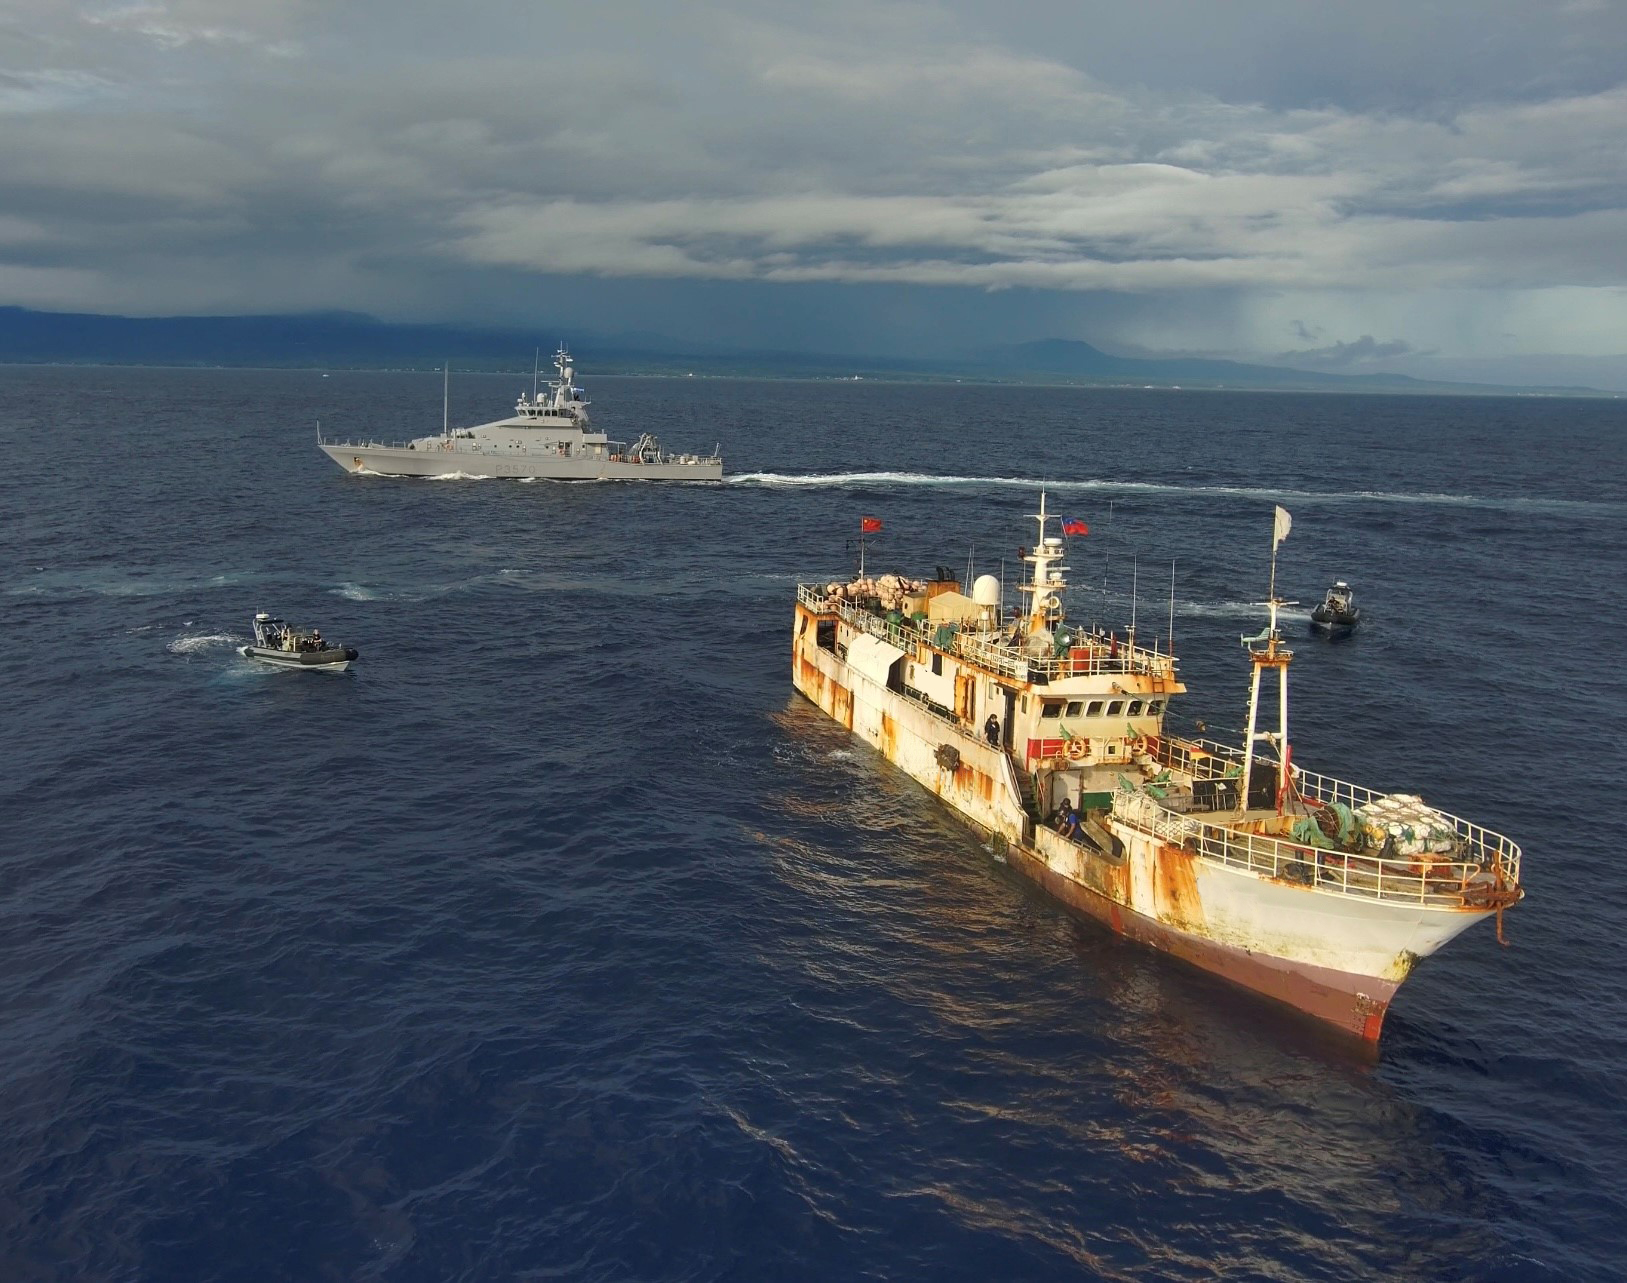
[3,1,1626,382]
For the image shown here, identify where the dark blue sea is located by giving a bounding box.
[2,366,1625,1282]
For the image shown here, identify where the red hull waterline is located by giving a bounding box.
[1003,842,1399,1044]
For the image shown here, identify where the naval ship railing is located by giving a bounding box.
[1111,785,1521,908]
[319,436,423,449]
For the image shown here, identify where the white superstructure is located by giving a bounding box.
[317,348,723,481]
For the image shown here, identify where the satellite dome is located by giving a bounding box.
[971,574,1001,606]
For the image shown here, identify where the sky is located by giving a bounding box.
[3,0,1626,386]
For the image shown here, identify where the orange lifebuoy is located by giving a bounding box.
[1065,737,1090,762]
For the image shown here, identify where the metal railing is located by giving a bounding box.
[795,586,1178,681]
[319,437,422,450]
[1142,734,1523,890]
[1111,779,1522,908]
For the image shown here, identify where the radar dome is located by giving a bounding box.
[971,574,1001,606]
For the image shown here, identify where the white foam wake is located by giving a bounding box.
[168,632,239,655]
[332,582,380,601]
[730,470,1014,489]
[424,471,493,481]
[727,470,1621,516]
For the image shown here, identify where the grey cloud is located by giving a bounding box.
[1277,335,1428,368]
[938,0,1627,113]
[0,0,1624,371]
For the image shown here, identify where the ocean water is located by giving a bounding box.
[2,365,1625,1282]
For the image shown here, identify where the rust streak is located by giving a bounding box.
[1153,843,1203,928]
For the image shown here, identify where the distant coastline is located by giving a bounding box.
[0,306,1613,398]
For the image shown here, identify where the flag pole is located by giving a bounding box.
[1168,557,1176,654]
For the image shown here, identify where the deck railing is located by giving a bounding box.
[1143,736,1523,890]
[1111,772,1522,908]
[795,585,1177,681]
[319,437,423,450]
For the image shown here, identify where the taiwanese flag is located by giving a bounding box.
[1061,518,1089,536]
[861,516,883,533]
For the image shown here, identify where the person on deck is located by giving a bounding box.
[984,715,1000,748]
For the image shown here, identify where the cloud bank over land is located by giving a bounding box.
[2,1,1625,383]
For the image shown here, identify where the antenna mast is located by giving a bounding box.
[1129,554,1138,642]
[1167,557,1176,654]
[1238,507,1295,814]
[442,363,450,437]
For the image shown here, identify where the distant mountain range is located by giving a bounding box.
[0,306,1605,396]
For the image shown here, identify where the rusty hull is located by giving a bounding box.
[1007,839,1398,1042]
[791,603,1412,1044]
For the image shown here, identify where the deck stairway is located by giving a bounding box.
[1009,750,1044,823]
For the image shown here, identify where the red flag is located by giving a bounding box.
[861,516,883,533]
[1061,518,1089,536]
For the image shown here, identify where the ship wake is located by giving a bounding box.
[168,632,242,655]
[729,470,1618,516]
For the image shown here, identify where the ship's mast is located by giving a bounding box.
[442,362,449,437]
[1019,490,1068,634]
[1238,506,1294,813]
[546,345,583,416]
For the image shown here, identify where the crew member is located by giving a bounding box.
[984,714,1000,747]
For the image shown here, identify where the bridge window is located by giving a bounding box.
[1065,700,1083,717]
[1106,700,1124,717]
[1126,700,1144,716]
[1147,699,1165,715]
[1086,700,1104,717]
[1040,701,1063,719]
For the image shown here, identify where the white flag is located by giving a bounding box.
[1272,505,1292,550]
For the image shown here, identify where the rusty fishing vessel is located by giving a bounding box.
[791,497,1522,1043]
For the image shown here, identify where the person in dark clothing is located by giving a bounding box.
[984,714,1000,747]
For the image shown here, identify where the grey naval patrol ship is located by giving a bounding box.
[318,347,723,481]
[791,496,1522,1045]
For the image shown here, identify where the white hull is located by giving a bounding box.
[792,610,1494,1041]
[318,442,722,481]
[240,646,351,671]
